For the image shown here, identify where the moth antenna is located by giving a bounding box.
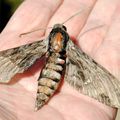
[62,7,91,25]
[78,24,105,39]
[19,27,52,37]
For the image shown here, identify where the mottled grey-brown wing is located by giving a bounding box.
[0,39,48,83]
[65,40,120,108]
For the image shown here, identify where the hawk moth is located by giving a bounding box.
[0,24,120,111]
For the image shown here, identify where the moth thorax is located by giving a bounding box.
[50,32,65,53]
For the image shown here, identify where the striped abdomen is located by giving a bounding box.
[35,52,66,110]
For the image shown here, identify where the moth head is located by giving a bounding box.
[49,24,69,53]
[53,24,67,31]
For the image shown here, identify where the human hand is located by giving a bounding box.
[0,0,119,120]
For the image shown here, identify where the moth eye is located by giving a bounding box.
[63,26,67,31]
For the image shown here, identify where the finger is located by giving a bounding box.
[95,5,120,79]
[46,0,96,37]
[78,0,119,56]
[0,0,62,50]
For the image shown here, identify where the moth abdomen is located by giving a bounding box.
[35,52,66,110]
[46,63,63,72]
[38,85,54,96]
[42,69,61,81]
[35,76,60,110]
[38,78,58,90]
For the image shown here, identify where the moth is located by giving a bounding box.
[0,19,120,111]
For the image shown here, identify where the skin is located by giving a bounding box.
[0,0,120,120]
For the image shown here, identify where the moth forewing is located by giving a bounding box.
[65,39,120,108]
[0,39,48,83]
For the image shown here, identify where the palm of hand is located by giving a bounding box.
[0,0,120,120]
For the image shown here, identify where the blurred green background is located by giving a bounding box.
[0,0,22,32]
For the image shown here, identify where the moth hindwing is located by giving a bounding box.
[0,24,120,110]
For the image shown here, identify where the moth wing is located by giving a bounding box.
[0,39,48,83]
[65,40,120,108]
